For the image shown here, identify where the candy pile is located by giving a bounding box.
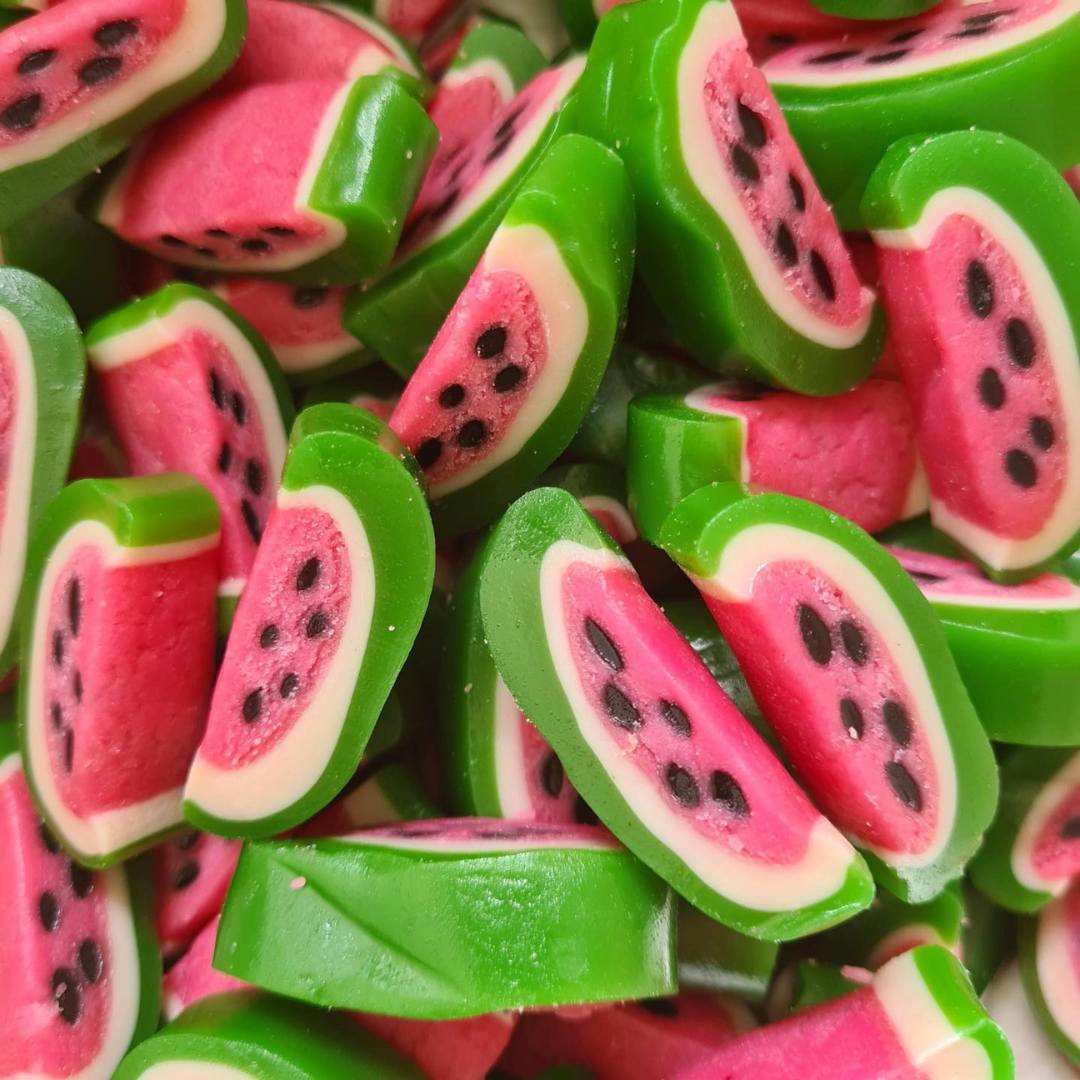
[2,0,1079,1076]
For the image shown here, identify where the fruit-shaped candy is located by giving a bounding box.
[480,487,873,940]
[345,55,585,375]
[390,134,634,534]
[86,284,295,603]
[863,130,1080,582]
[215,820,677,1016]
[628,379,925,544]
[92,74,437,283]
[0,267,84,680]
[184,404,435,838]
[577,0,885,394]
[765,1,1080,230]
[18,475,220,865]
[661,484,998,902]
[985,963,1076,1080]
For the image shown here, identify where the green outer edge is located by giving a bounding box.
[676,898,778,1002]
[344,63,584,377]
[773,11,1080,231]
[969,748,1073,913]
[575,0,886,394]
[810,0,943,17]
[449,20,547,88]
[183,404,435,837]
[787,962,861,1013]
[479,487,873,940]
[115,991,426,1079]
[861,130,1080,579]
[215,833,676,1017]
[0,0,247,230]
[659,483,999,903]
[127,855,166,1052]
[1019,911,1080,1067]
[0,267,84,679]
[427,133,635,535]
[627,392,742,545]
[17,474,220,866]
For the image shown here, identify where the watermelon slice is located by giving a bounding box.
[212,279,370,386]
[389,134,634,533]
[86,284,295,601]
[345,56,585,376]
[0,267,83,680]
[0,0,246,230]
[214,819,676,1016]
[660,484,998,902]
[0,719,159,1080]
[184,404,435,838]
[676,946,1012,1080]
[765,0,1080,230]
[115,992,427,1079]
[18,475,220,866]
[627,379,926,544]
[93,74,437,283]
[730,0,861,58]
[576,0,885,395]
[970,748,1080,914]
[888,546,1080,745]
[479,487,873,940]
[864,130,1080,582]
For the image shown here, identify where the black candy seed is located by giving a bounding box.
[475,326,507,360]
[193,246,215,258]
[840,698,864,740]
[79,55,122,86]
[541,753,564,798]
[456,419,487,448]
[966,9,1013,25]
[78,940,102,984]
[665,763,700,808]
[1005,448,1037,489]
[176,830,199,851]
[94,19,139,47]
[69,575,81,633]
[886,760,922,812]
[950,24,993,38]
[911,570,946,585]
[809,250,836,302]
[1061,816,1080,840]
[241,501,262,543]
[0,94,42,132]
[883,700,913,747]
[978,367,1005,410]
[52,969,81,1025]
[730,144,760,185]
[39,891,60,932]
[72,671,82,704]
[245,459,264,496]
[711,770,749,817]
[494,365,525,393]
[40,823,61,854]
[306,610,329,638]
[242,689,263,723]
[660,700,691,738]
[70,862,93,899]
[431,189,458,220]
[173,862,199,890]
[888,28,924,44]
[604,683,641,731]
[297,557,320,592]
[415,438,442,469]
[439,383,465,408]
[789,173,806,213]
[18,49,56,76]
[229,392,246,426]
[966,261,994,319]
[797,604,832,665]
[259,624,279,648]
[775,222,798,268]
[206,228,231,239]
[484,136,513,165]
[737,101,766,149]
[585,618,622,671]
[217,442,232,473]
[51,702,64,730]
[53,631,64,666]
[293,286,329,309]
[808,49,861,64]
[494,105,525,143]
[262,226,296,237]
[866,49,911,64]
[63,730,74,774]
[159,234,186,247]
[767,32,797,47]
[839,620,868,666]
[239,238,271,254]
[209,370,225,410]
[1005,319,1035,369]
[640,998,680,1018]
[280,673,299,699]
[1030,416,1055,451]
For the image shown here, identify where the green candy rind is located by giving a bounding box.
[449,19,547,86]
[660,483,998,903]
[479,487,873,940]
[0,267,85,680]
[115,992,425,1079]
[862,129,1080,582]
[184,404,434,838]
[677,900,778,1002]
[970,748,1078,913]
[215,828,676,1017]
[784,962,862,1013]
[423,134,634,535]
[772,8,1080,231]
[1018,910,1080,1067]
[809,0,943,17]
[344,58,585,377]
[575,0,885,394]
[0,0,247,231]
[18,474,220,866]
